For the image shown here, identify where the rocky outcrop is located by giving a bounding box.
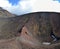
[16,12,60,49]
[21,12,60,42]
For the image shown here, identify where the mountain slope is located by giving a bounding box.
[0,7,60,49]
[0,12,60,42]
[0,7,15,18]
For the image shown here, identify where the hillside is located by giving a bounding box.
[0,7,15,18]
[0,7,60,49]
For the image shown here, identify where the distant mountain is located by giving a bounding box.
[0,7,16,39]
[0,7,15,18]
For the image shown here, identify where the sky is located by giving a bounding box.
[53,0,60,2]
[0,0,60,15]
[8,0,20,5]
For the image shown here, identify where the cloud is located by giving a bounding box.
[0,0,60,15]
[0,0,32,15]
[30,0,60,12]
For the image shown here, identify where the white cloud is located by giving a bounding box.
[30,0,60,12]
[0,0,11,7]
[0,0,60,15]
[0,0,31,15]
